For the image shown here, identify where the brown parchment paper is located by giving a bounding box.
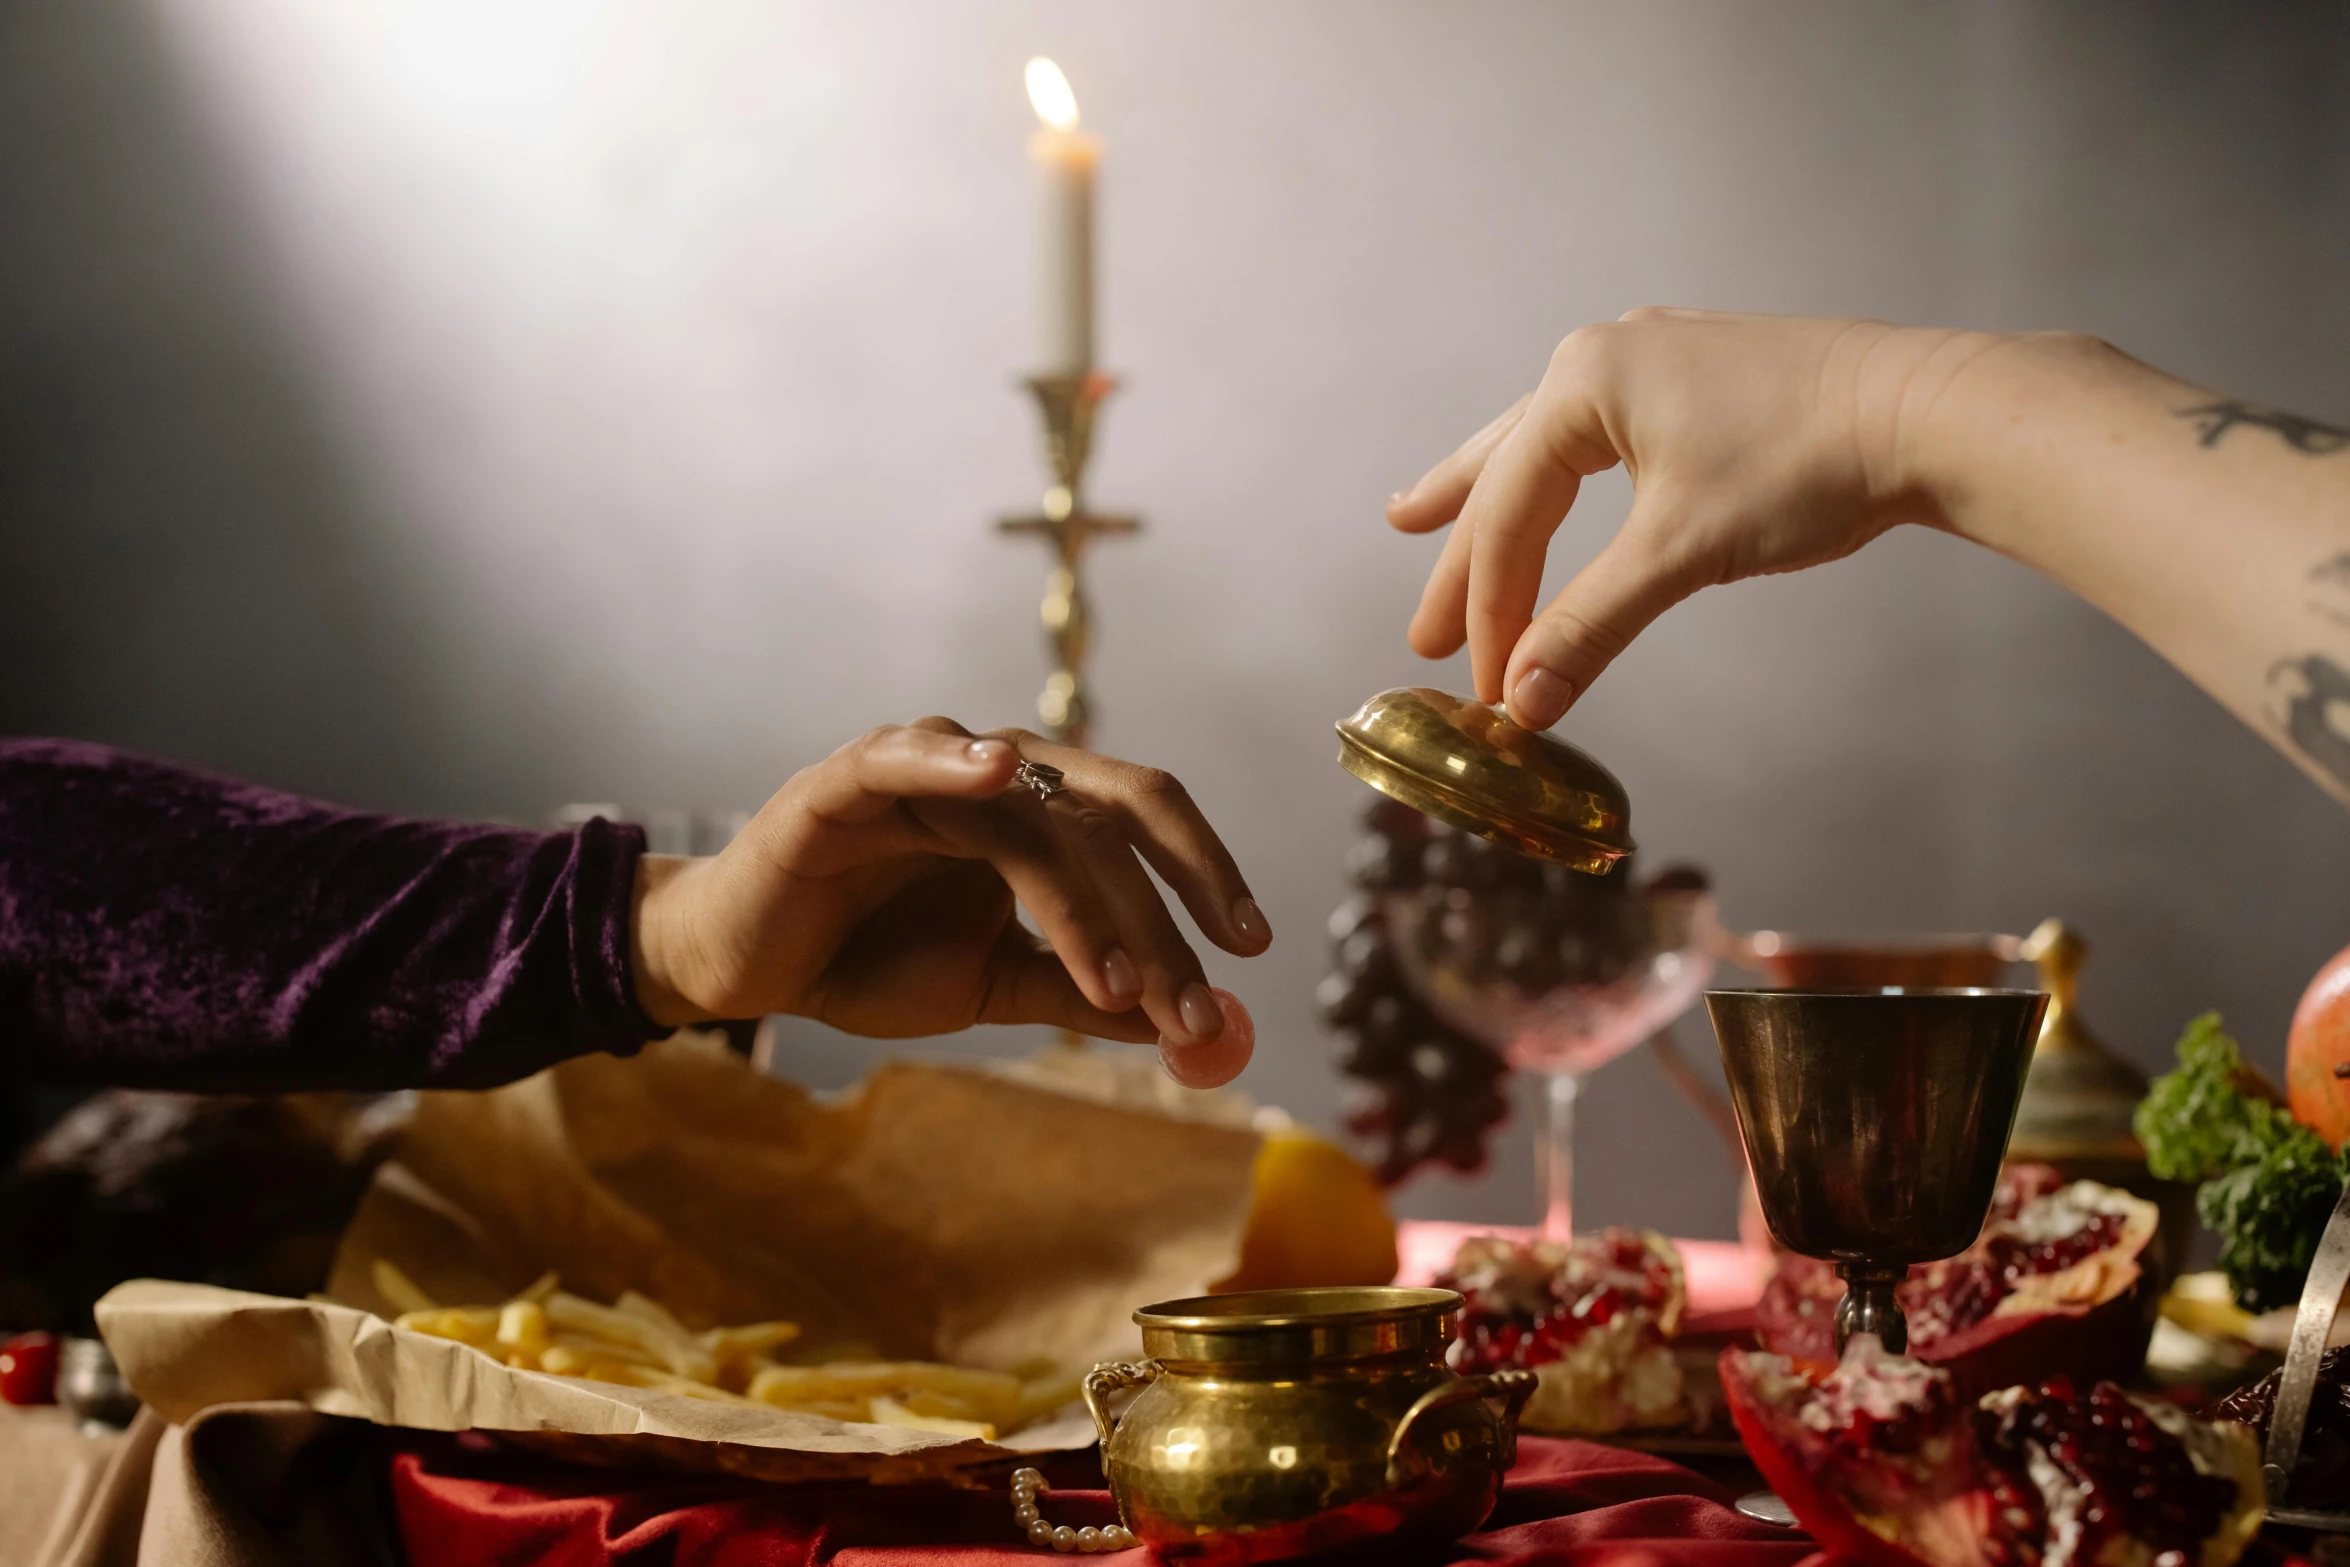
[93,1280,1077,1484]
[97,1038,1263,1482]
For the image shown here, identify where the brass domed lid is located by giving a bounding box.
[1135,1286,1458,1363]
[1334,686,1634,873]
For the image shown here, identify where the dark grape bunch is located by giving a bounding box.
[1322,799,1707,1187]
[1321,897,1509,1186]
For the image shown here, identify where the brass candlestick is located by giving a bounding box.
[998,372,1139,747]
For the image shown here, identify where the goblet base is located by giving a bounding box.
[1735,1491,1798,1527]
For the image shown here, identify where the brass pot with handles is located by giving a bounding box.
[1084,1287,1535,1564]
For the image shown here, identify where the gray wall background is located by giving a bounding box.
[5,0,2350,1234]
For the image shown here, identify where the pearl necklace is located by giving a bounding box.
[1009,1467,1137,1553]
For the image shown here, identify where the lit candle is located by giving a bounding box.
[1025,57,1096,375]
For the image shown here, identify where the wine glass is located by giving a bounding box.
[1380,835,1719,1239]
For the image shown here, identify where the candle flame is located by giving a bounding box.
[1025,57,1079,132]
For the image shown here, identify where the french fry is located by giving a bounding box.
[749,1394,872,1423]
[779,1339,882,1366]
[373,1259,439,1316]
[701,1322,803,1357]
[536,1343,593,1377]
[496,1300,551,1364]
[615,1291,721,1383]
[745,1362,1034,1430]
[542,1290,643,1344]
[560,1356,755,1404]
[744,1362,1024,1409]
[395,1307,500,1351]
[614,1290,690,1337]
[579,1360,671,1390]
[650,1376,756,1406]
[701,1321,803,1391]
[544,1292,716,1382]
[898,1389,987,1423]
[507,1270,561,1307]
[385,1281,1045,1438]
[547,1327,665,1369]
[1012,1372,1084,1427]
[870,1395,995,1441]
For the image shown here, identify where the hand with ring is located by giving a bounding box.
[627,719,1271,1087]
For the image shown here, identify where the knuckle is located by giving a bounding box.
[1125,766,1189,805]
[838,724,911,771]
[908,715,968,735]
[1644,515,1724,591]
[1548,322,1612,378]
[1539,602,1633,664]
[1547,328,1587,376]
[2047,330,2119,364]
[1617,304,1667,324]
[1065,803,1123,847]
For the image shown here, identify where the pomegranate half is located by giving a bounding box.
[1436,1228,1685,1435]
[1722,1339,2263,1567]
[1756,1169,2159,1401]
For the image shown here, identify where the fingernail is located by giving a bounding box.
[967,739,1008,763]
[1102,948,1140,1001]
[1178,983,1223,1040]
[1232,897,1271,946]
[1509,667,1574,730]
[1388,489,1411,507]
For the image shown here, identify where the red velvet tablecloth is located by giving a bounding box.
[388,1435,1822,1567]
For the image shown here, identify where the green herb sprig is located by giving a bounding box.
[2135,1012,2347,1311]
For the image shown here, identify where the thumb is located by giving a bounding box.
[1499,493,1703,730]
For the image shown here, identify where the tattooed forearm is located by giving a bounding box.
[2309,555,2350,631]
[2180,400,2350,455]
[2269,653,2350,793]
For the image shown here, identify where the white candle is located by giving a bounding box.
[1025,57,1096,375]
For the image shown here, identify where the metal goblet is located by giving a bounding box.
[1705,987,2046,1355]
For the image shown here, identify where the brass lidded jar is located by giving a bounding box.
[2003,918,2194,1287]
[1085,1286,1535,1564]
[2005,919,2149,1171]
[1334,687,1634,873]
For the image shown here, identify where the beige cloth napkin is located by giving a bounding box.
[0,1403,383,1567]
[0,1404,158,1567]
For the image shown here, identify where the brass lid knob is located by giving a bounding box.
[2006,917,2150,1163]
[1334,687,1634,873]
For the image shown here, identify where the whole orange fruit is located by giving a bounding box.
[1214,1127,1398,1293]
[2286,940,2350,1147]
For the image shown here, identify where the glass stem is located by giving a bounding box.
[1538,1071,1581,1241]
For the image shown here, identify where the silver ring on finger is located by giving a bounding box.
[1010,760,1067,802]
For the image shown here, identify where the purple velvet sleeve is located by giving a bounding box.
[0,738,662,1091]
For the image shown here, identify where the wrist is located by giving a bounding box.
[1888,328,2133,554]
[1860,325,2009,535]
[630,853,716,1029]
